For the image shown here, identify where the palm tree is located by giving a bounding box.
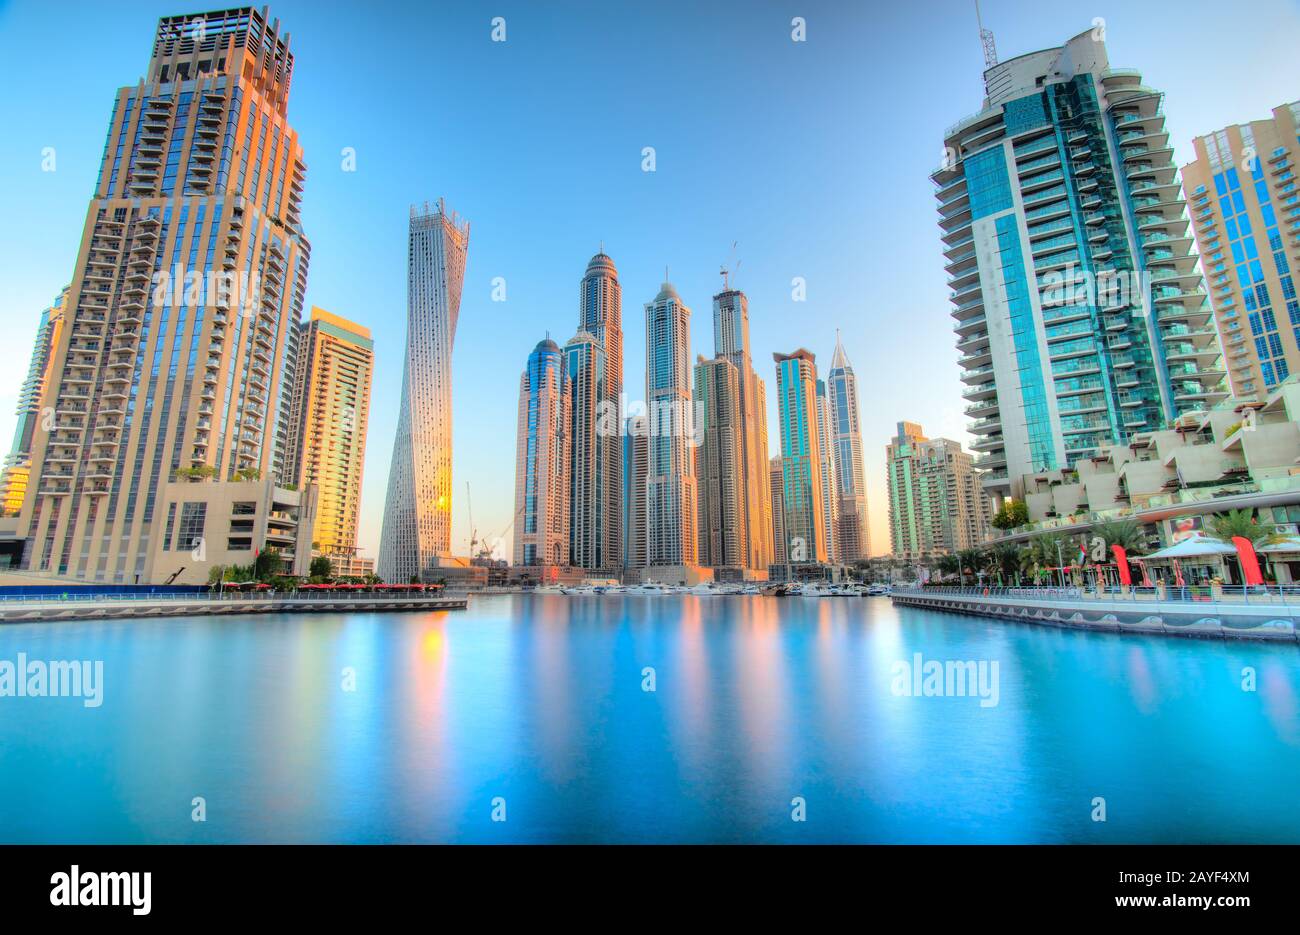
[934,554,959,583]
[989,542,1022,584]
[957,547,986,586]
[1091,519,1147,556]
[1208,508,1280,545]
[1027,532,1069,568]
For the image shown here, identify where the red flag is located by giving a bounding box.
[1232,536,1265,586]
[1111,545,1132,586]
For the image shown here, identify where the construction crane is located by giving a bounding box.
[720,240,741,291]
[466,481,525,561]
[976,0,998,68]
[466,481,481,558]
[481,503,526,562]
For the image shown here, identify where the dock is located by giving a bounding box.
[0,593,468,624]
[891,586,1300,643]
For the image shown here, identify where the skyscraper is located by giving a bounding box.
[574,251,623,573]
[2,288,68,516]
[18,8,311,581]
[815,378,839,564]
[378,200,469,583]
[712,281,772,577]
[768,455,787,568]
[887,422,991,560]
[1182,102,1300,399]
[564,329,607,570]
[693,354,745,572]
[933,29,1226,504]
[513,338,571,569]
[773,349,827,565]
[623,414,648,573]
[827,333,871,560]
[644,280,701,579]
[286,307,373,563]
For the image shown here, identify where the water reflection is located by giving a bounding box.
[0,595,1297,843]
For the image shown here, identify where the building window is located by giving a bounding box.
[176,502,207,552]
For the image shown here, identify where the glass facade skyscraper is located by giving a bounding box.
[2,288,68,517]
[934,30,1227,501]
[827,334,870,561]
[568,251,622,574]
[378,200,470,583]
[513,338,571,568]
[644,281,697,570]
[773,349,828,565]
[1182,102,1300,400]
[814,378,839,563]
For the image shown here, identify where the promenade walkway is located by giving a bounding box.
[891,585,1300,642]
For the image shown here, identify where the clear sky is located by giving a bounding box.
[1,0,1298,561]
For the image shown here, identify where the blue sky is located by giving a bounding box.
[1,0,1298,560]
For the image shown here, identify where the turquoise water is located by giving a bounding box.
[1,594,1297,843]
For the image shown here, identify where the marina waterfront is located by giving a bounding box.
[1,594,1297,844]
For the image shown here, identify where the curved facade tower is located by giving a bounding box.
[933,30,1226,503]
[828,333,871,560]
[574,252,623,573]
[378,200,469,583]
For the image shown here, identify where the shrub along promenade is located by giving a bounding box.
[891,584,1300,642]
[0,586,468,623]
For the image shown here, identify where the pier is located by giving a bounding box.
[890,586,1300,643]
[0,591,468,624]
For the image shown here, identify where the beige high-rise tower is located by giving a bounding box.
[18,8,311,582]
[887,422,991,560]
[286,307,373,564]
[693,355,745,574]
[711,282,772,578]
[1182,103,1300,400]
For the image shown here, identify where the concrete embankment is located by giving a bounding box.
[890,589,1300,643]
[0,595,468,623]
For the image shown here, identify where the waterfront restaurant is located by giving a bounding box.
[1140,534,1239,586]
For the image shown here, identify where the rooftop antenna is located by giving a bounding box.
[976,0,998,68]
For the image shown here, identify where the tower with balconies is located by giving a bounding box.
[17,7,311,582]
[933,29,1227,503]
[1182,102,1300,400]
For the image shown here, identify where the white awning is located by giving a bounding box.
[1144,534,1238,559]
